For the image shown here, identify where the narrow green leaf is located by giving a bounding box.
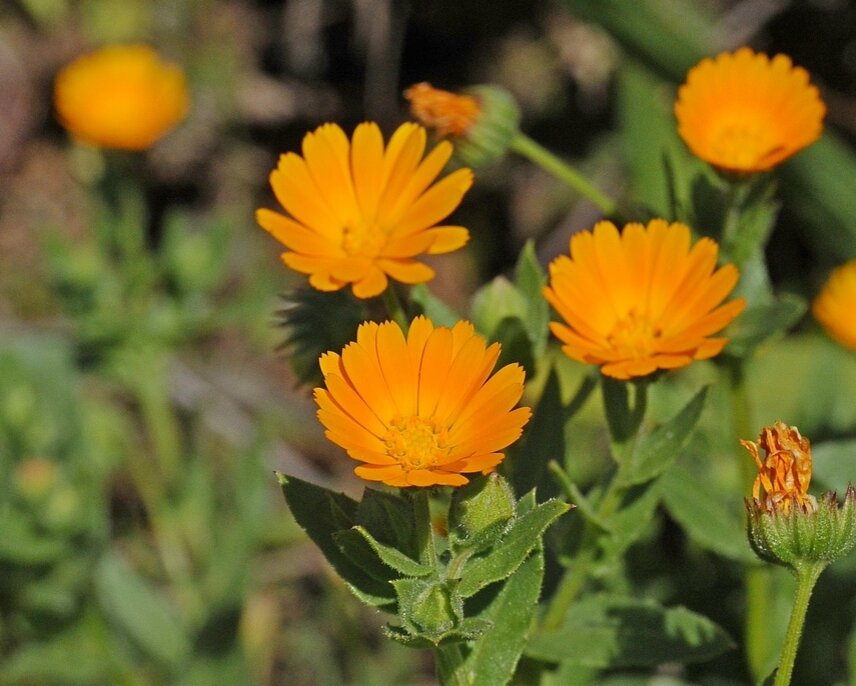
[514,240,549,357]
[723,294,807,359]
[94,553,190,667]
[661,462,754,562]
[618,386,708,487]
[277,472,395,607]
[598,482,661,559]
[410,283,461,327]
[356,488,420,560]
[457,499,569,598]
[340,526,433,578]
[466,550,545,686]
[527,595,734,667]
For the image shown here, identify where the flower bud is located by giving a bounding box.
[448,472,516,553]
[405,82,520,168]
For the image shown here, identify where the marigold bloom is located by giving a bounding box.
[675,47,825,173]
[544,220,745,380]
[405,83,481,137]
[54,44,189,151]
[314,317,531,487]
[257,122,472,299]
[813,260,856,351]
[741,422,817,514]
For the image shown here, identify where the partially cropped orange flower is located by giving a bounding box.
[544,220,745,380]
[675,47,825,173]
[314,317,531,487]
[813,260,856,351]
[405,83,481,137]
[741,422,817,514]
[257,122,472,299]
[54,44,189,151]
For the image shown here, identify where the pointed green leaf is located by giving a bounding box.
[338,526,433,578]
[617,386,708,487]
[527,594,733,668]
[277,472,395,607]
[514,240,549,357]
[410,283,461,327]
[457,499,569,598]
[356,488,420,561]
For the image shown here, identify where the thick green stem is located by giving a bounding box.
[435,642,470,686]
[382,285,409,331]
[773,564,825,686]
[509,133,618,216]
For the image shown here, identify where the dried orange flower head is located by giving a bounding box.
[54,44,189,151]
[675,47,825,173]
[543,219,745,380]
[813,260,856,351]
[314,316,531,487]
[257,122,472,299]
[405,83,481,137]
[741,422,817,514]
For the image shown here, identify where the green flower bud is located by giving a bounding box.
[393,578,463,644]
[448,472,516,553]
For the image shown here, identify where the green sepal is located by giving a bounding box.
[616,386,708,487]
[527,594,734,668]
[448,473,516,554]
[384,617,492,649]
[457,498,570,598]
[276,472,395,608]
[335,526,433,578]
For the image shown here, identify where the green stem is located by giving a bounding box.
[720,179,743,255]
[509,133,618,216]
[773,563,825,686]
[435,642,470,686]
[382,285,409,331]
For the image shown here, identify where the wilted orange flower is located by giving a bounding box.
[544,219,745,380]
[257,122,472,299]
[675,47,825,173]
[405,83,481,137]
[741,422,817,514]
[54,44,189,151]
[813,260,856,351]
[314,316,531,487]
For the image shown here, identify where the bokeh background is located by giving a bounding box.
[2,1,856,684]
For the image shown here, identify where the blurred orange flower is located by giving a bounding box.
[675,47,825,173]
[54,44,189,151]
[314,317,531,487]
[813,260,856,351]
[741,422,816,514]
[405,82,481,137]
[257,122,472,299]
[544,219,745,380]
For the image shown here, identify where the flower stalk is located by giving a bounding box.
[773,562,824,686]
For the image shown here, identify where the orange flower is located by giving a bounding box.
[314,317,531,487]
[675,47,825,173]
[741,422,817,514]
[813,260,856,351]
[257,122,472,299]
[405,83,481,137]
[54,44,189,151]
[543,219,745,380]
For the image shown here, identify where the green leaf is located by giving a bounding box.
[527,594,733,668]
[410,283,461,327]
[337,526,433,578]
[661,462,754,562]
[812,439,856,491]
[277,472,395,607]
[465,550,545,686]
[457,499,569,598]
[617,386,708,487]
[598,481,661,560]
[723,294,807,359]
[94,552,191,667]
[513,240,549,358]
[356,488,421,561]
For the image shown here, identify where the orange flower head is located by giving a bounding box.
[54,44,189,151]
[813,260,856,351]
[741,422,817,514]
[675,47,825,173]
[405,83,481,137]
[257,122,473,299]
[313,316,531,487]
[543,219,745,380]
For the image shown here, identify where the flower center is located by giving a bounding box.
[383,416,450,471]
[710,122,784,169]
[607,309,660,358]
[342,219,386,257]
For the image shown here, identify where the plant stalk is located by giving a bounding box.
[773,563,825,686]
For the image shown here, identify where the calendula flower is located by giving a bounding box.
[675,47,825,173]
[54,44,189,151]
[741,422,817,515]
[314,316,531,487]
[813,260,856,351]
[543,219,745,380]
[257,122,472,299]
[405,82,520,168]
